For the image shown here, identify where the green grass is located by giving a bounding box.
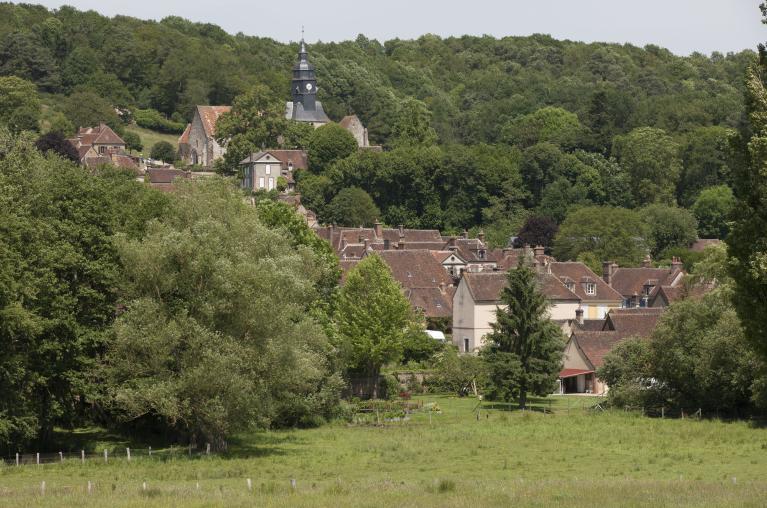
[2,395,766,507]
[124,125,179,157]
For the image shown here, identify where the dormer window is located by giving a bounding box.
[566,282,575,292]
[478,250,486,260]
[585,283,596,295]
[288,162,294,171]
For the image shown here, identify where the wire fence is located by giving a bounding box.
[2,444,216,467]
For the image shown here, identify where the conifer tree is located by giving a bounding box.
[481,258,564,408]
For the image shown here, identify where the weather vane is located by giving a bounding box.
[301,26,305,41]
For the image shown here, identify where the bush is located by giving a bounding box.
[150,141,176,163]
[134,108,186,134]
[428,346,487,395]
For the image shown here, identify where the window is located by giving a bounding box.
[478,250,486,260]
[566,282,575,292]
[265,164,271,175]
[585,283,596,295]
[268,177,274,191]
[258,177,265,189]
[464,338,470,353]
[288,162,294,171]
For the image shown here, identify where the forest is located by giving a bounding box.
[0,2,753,254]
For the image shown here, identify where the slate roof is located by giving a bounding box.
[285,101,330,123]
[549,262,623,302]
[197,106,231,139]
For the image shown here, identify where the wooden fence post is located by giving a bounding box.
[206,443,210,455]
[59,451,63,463]
[246,478,252,491]
[36,452,39,465]
[148,446,152,457]
[104,449,108,464]
[81,450,85,464]
[661,406,665,419]
[126,448,131,462]
[15,452,18,466]
[87,481,92,494]
[40,481,45,496]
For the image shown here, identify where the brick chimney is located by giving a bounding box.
[575,307,584,325]
[374,220,383,239]
[602,261,616,286]
[447,237,457,250]
[671,256,683,271]
[534,245,545,257]
[363,238,369,252]
[642,254,652,268]
[398,224,404,236]
[478,230,485,243]
[462,229,469,239]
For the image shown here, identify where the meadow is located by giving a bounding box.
[1,395,766,507]
[124,124,179,157]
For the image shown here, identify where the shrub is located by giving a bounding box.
[134,108,186,134]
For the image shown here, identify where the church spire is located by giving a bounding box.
[285,31,330,125]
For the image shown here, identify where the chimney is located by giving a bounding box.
[462,229,469,239]
[478,230,486,243]
[363,238,369,252]
[384,239,390,250]
[399,239,406,250]
[602,261,616,286]
[641,254,652,268]
[448,237,457,250]
[398,224,404,236]
[575,307,584,325]
[671,256,683,271]
[374,220,383,239]
[534,245,545,257]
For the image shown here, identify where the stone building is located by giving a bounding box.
[178,105,231,168]
[285,40,330,127]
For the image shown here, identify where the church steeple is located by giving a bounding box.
[286,35,330,125]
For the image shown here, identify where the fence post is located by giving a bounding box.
[291,478,297,490]
[148,446,152,457]
[246,478,252,491]
[681,408,685,420]
[104,449,108,464]
[40,481,45,496]
[59,451,63,463]
[81,450,85,464]
[36,452,39,466]
[206,443,210,456]
[661,406,665,419]
[188,443,192,457]
[15,452,18,466]
[87,481,92,494]
[126,448,130,462]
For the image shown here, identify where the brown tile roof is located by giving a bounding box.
[92,124,125,145]
[146,168,190,184]
[463,271,579,303]
[573,319,606,331]
[690,239,722,252]
[402,241,450,251]
[377,250,454,290]
[571,331,622,368]
[178,123,191,145]
[431,250,466,264]
[197,105,231,139]
[406,287,453,318]
[549,262,623,302]
[268,149,308,170]
[111,154,138,170]
[381,229,443,244]
[610,267,684,297]
[603,308,664,339]
[339,260,360,283]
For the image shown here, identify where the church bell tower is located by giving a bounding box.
[285,35,330,125]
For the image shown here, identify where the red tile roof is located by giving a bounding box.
[377,250,454,290]
[549,262,623,302]
[610,267,684,297]
[146,168,190,184]
[178,123,191,145]
[197,105,231,139]
[462,271,579,303]
[406,287,453,318]
[572,331,622,368]
[603,308,664,339]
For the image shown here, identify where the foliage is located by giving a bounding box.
[513,215,558,249]
[640,204,698,258]
[122,131,143,153]
[149,141,176,163]
[428,346,488,395]
[0,76,40,133]
[502,106,583,149]
[333,255,419,381]
[553,206,650,268]
[307,122,358,172]
[214,84,287,175]
[61,89,122,133]
[727,45,767,362]
[612,127,682,206]
[133,108,186,134]
[389,97,437,147]
[692,185,735,239]
[480,259,565,408]
[678,126,733,206]
[325,187,381,227]
[34,130,79,162]
[103,179,342,444]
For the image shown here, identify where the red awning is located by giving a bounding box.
[559,368,594,379]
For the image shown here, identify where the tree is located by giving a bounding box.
[333,254,417,393]
[281,120,314,149]
[150,141,176,163]
[678,126,733,206]
[514,216,559,249]
[325,187,381,227]
[390,97,437,147]
[727,42,767,362]
[641,204,698,258]
[553,206,650,268]
[480,259,565,408]
[61,89,122,133]
[502,106,583,149]
[0,76,40,133]
[214,84,288,175]
[613,127,682,206]
[0,32,60,92]
[103,179,342,445]
[692,185,735,239]
[122,131,143,154]
[307,122,358,173]
[35,131,79,163]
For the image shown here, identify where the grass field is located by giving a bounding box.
[124,125,179,157]
[1,395,766,507]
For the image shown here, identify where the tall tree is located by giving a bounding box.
[333,254,417,395]
[326,187,381,227]
[480,259,565,408]
[727,31,767,362]
[307,122,358,172]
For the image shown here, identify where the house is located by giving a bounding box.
[431,250,468,279]
[68,124,137,170]
[452,270,580,353]
[145,168,191,193]
[240,150,307,192]
[547,262,623,320]
[603,257,685,308]
[559,308,665,395]
[179,105,231,168]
